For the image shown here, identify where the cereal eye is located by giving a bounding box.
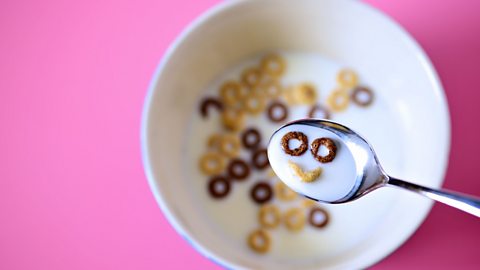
[281,131,308,156]
[310,138,337,163]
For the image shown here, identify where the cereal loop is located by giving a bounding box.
[250,181,273,204]
[252,148,269,170]
[282,87,297,105]
[327,89,349,112]
[243,94,266,115]
[281,131,308,156]
[308,104,331,119]
[221,108,245,131]
[310,138,337,163]
[207,134,223,150]
[267,101,288,123]
[284,208,306,232]
[199,152,225,175]
[293,83,317,105]
[242,68,262,88]
[208,176,231,199]
[261,54,286,78]
[351,86,374,107]
[258,204,281,229]
[336,69,358,89]
[241,128,261,150]
[220,81,242,106]
[200,97,224,118]
[302,199,316,208]
[275,181,297,201]
[308,207,330,228]
[227,158,250,181]
[263,80,283,98]
[247,229,271,254]
[220,134,241,157]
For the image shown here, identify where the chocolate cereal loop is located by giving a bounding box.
[281,131,308,156]
[310,138,337,163]
[200,97,223,118]
[308,207,330,228]
[351,86,374,107]
[227,158,250,180]
[252,148,269,170]
[208,176,231,199]
[308,104,331,119]
[250,182,273,204]
[241,128,261,149]
[267,101,288,123]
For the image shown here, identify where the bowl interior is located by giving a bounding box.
[142,0,450,269]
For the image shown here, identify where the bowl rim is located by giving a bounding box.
[140,0,451,269]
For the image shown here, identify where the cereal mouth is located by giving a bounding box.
[288,161,323,183]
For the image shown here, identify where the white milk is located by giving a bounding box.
[268,124,357,202]
[184,51,406,263]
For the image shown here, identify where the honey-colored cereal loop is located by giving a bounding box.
[221,108,245,131]
[284,207,306,232]
[308,104,331,119]
[293,83,317,105]
[351,86,374,107]
[281,131,308,156]
[208,176,231,199]
[262,80,283,99]
[336,69,358,89]
[258,204,281,229]
[308,207,330,228]
[247,229,271,254]
[220,81,242,106]
[220,134,241,157]
[310,137,337,163]
[200,97,224,118]
[207,134,223,150]
[242,67,262,88]
[243,94,266,115]
[302,199,316,208]
[267,101,289,123]
[275,181,297,201]
[252,148,269,170]
[227,158,250,181]
[241,128,262,150]
[282,87,297,105]
[327,89,350,112]
[199,152,225,175]
[261,54,286,78]
[250,181,273,204]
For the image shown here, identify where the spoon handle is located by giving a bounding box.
[387,177,480,218]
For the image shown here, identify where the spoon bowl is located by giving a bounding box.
[268,119,480,217]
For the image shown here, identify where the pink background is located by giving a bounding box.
[1,0,479,269]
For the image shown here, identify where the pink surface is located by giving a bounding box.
[0,0,479,269]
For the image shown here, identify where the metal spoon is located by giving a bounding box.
[268,119,480,217]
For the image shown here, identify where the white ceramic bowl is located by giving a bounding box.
[141,0,450,269]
